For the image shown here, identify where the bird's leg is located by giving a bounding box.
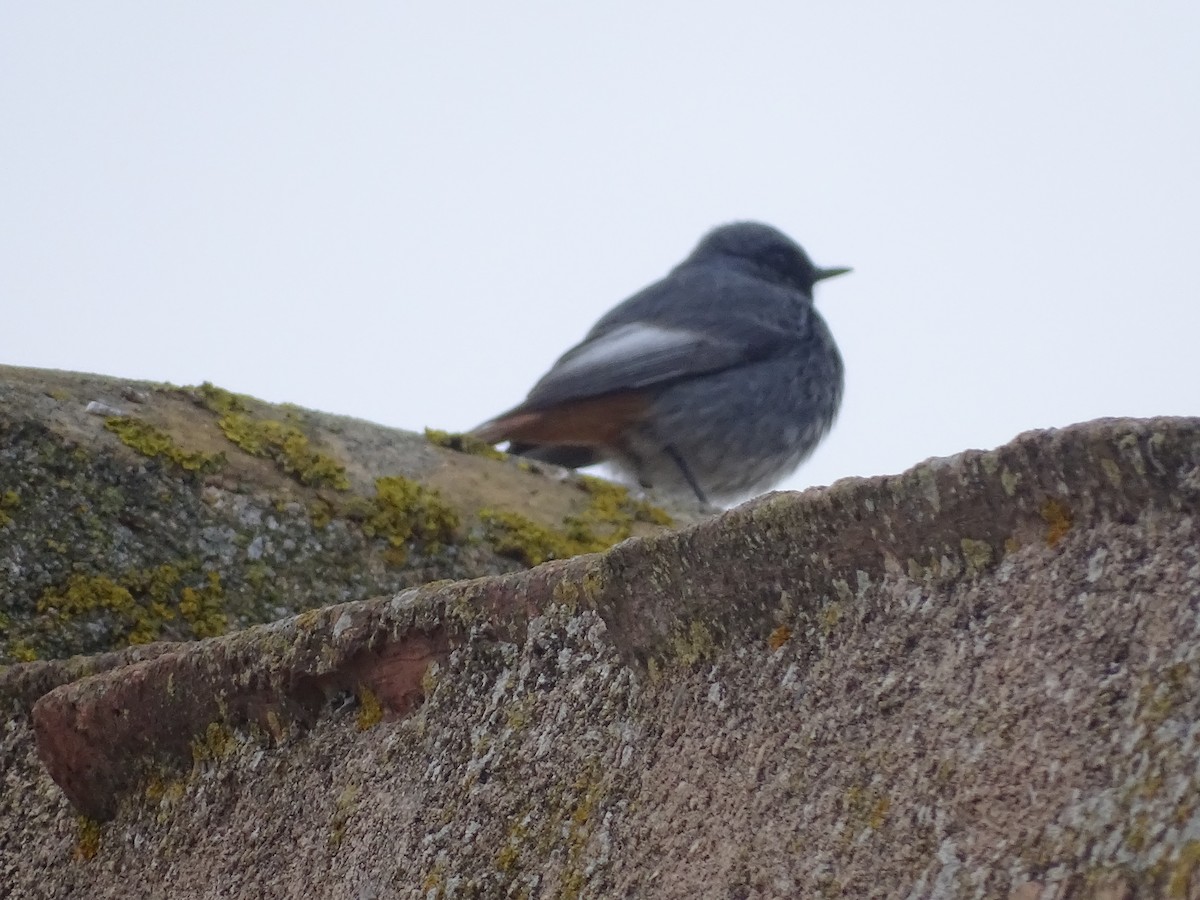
[664,445,708,504]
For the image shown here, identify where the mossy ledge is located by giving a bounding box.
[104,416,224,474]
[0,366,688,663]
[423,427,506,461]
[194,382,350,490]
[480,475,673,567]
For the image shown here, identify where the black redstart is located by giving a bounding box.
[472,221,849,504]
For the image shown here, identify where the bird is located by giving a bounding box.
[471,221,849,505]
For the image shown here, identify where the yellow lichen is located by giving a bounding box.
[191,722,236,764]
[669,620,717,666]
[960,538,994,576]
[493,816,531,876]
[263,709,287,743]
[768,624,793,651]
[560,765,605,900]
[479,509,577,567]
[309,497,335,529]
[1138,663,1191,727]
[74,816,102,861]
[37,574,162,645]
[0,489,19,527]
[479,477,671,568]
[143,773,186,817]
[35,564,230,650]
[328,784,362,850]
[1166,844,1200,897]
[421,864,446,892]
[840,784,891,837]
[505,697,535,731]
[1041,499,1073,547]
[868,796,891,829]
[819,601,842,634]
[424,427,506,460]
[358,475,460,565]
[104,416,224,473]
[144,775,171,802]
[495,841,521,873]
[178,572,228,638]
[420,663,440,698]
[195,382,349,489]
[574,474,673,528]
[355,686,384,731]
[1126,813,1150,851]
[9,641,38,662]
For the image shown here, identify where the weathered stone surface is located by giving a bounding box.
[4,415,1200,898]
[0,365,686,663]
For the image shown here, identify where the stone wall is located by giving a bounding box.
[3,380,1199,897]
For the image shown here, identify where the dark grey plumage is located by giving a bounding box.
[473,221,848,504]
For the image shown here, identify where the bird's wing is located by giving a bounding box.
[522,320,784,409]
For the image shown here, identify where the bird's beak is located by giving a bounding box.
[815,266,852,282]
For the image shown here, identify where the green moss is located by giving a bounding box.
[104,416,224,474]
[195,382,350,489]
[424,427,506,460]
[357,475,460,565]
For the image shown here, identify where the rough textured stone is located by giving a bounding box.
[0,365,687,663]
[4,413,1200,898]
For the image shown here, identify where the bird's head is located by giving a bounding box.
[681,221,850,295]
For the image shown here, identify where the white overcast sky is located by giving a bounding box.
[2,4,1197,495]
